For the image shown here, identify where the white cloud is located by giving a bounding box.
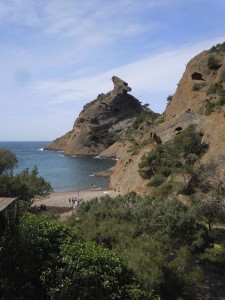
[34,36,225,113]
[1,0,225,140]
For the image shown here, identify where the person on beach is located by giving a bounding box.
[73,198,79,209]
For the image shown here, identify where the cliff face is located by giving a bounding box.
[99,43,225,194]
[46,43,225,194]
[45,76,143,156]
[164,46,225,120]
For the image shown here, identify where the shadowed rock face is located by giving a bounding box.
[44,76,143,156]
[111,76,132,93]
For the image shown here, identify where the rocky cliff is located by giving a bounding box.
[46,43,225,194]
[99,43,225,194]
[164,44,225,120]
[45,76,145,156]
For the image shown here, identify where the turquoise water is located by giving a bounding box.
[0,141,116,192]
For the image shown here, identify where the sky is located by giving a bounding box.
[1,0,225,141]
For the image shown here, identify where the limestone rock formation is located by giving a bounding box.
[46,43,225,194]
[164,45,225,120]
[45,76,143,156]
[99,43,225,194]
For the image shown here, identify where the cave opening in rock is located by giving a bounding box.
[191,72,205,81]
[175,127,182,132]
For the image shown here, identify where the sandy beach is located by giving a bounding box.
[33,188,121,219]
[35,188,120,207]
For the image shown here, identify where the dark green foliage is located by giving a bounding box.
[207,55,221,70]
[0,148,52,208]
[166,95,173,104]
[132,108,159,130]
[192,83,206,91]
[44,241,150,300]
[0,148,17,176]
[194,195,225,231]
[210,42,225,53]
[138,125,206,195]
[72,193,207,298]
[128,141,141,155]
[148,174,165,187]
[217,95,225,106]
[220,69,225,82]
[200,243,225,267]
[206,82,224,95]
[0,214,78,299]
[0,213,151,300]
[205,101,216,115]
[128,138,154,155]
[87,129,118,148]
[205,81,225,114]
[0,166,53,207]
[192,83,201,91]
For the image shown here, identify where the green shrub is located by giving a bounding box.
[0,148,17,175]
[141,138,154,147]
[139,124,204,183]
[74,194,206,299]
[220,70,225,82]
[210,42,225,53]
[1,212,153,300]
[192,83,206,92]
[217,95,225,106]
[205,102,216,115]
[43,240,151,300]
[148,174,165,187]
[166,95,173,105]
[132,109,159,130]
[87,129,118,147]
[206,82,224,95]
[207,55,221,70]
[200,243,225,267]
[128,142,141,155]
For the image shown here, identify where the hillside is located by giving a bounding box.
[46,43,225,194]
[100,43,225,193]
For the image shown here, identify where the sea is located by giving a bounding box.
[0,141,116,192]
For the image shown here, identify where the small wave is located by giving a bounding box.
[39,148,44,151]
[59,154,65,157]
[89,174,95,177]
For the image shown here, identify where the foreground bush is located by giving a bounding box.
[0,213,152,300]
[70,193,207,298]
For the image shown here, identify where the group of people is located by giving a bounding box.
[68,197,80,209]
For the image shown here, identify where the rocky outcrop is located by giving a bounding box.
[99,43,225,194]
[46,43,225,194]
[45,76,143,156]
[164,46,225,120]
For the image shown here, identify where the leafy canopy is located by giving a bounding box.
[138,124,206,194]
[0,148,52,206]
[0,148,17,176]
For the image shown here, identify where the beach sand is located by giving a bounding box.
[33,188,121,220]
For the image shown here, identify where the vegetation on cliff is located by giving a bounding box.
[138,125,206,193]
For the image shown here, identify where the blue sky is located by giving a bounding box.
[1,0,225,141]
